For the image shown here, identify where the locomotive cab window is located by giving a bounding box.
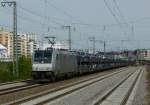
[34,50,52,63]
[44,51,52,63]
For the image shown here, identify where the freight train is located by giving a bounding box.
[32,48,132,81]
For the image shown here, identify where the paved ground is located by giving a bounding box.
[1,66,148,105]
[24,66,147,105]
[0,67,127,104]
[132,67,148,105]
[0,82,28,91]
[41,67,136,105]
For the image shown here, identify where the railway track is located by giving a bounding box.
[0,79,32,86]
[4,66,137,105]
[0,67,126,97]
[92,66,144,105]
[0,84,42,96]
[0,79,33,91]
[0,79,43,96]
[0,67,128,104]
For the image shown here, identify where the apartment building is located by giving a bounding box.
[0,29,37,57]
[0,30,12,48]
[9,33,37,57]
[140,49,150,61]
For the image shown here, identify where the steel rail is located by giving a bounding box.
[0,79,32,86]
[6,67,134,105]
[0,84,42,96]
[93,67,143,105]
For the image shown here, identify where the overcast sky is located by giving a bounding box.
[0,0,150,51]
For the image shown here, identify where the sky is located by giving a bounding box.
[0,0,150,51]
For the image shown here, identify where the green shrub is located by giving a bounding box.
[18,56,32,79]
[0,56,32,82]
[0,70,11,82]
[0,62,12,82]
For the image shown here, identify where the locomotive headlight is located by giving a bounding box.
[32,67,36,71]
[46,67,51,71]
[33,67,38,71]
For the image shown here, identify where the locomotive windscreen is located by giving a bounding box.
[34,50,52,63]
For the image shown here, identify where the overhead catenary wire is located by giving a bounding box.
[0,24,48,36]
[103,0,120,24]
[2,4,150,33]
[16,1,150,31]
[41,0,121,30]
[17,15,61,30]
[46,0,88,25]
[2,1,150,28]
[2,2,150,38]
[112,0,131,30]
[1,7,62,32]
[40,0,103,30]
[103,0,130,37]
[112,0,126,22]
[17,4,63,26]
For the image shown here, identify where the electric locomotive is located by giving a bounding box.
[32,48,78,81]
[32,48,132,81]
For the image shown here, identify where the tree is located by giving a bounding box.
[18,56,32,79]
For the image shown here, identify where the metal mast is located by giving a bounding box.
[62,26,71,50]
[89,37,106,57]
[89,37,96,54]
[1,1,18,77]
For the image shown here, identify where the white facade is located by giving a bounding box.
[8,33,38,57]
[0,44,8,58]
[0,29,38,57]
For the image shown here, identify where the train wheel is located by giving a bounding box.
[66,73,73,79]
[51,75,56,82]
